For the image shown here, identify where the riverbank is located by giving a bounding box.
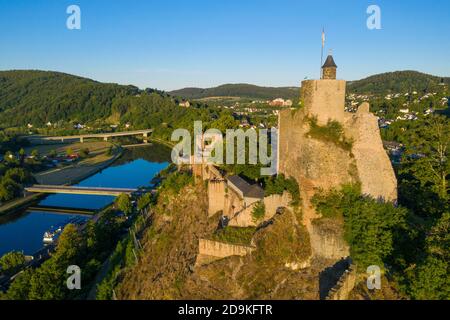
[33,147,122,186]
[0,145,123,216]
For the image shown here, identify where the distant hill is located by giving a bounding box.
[1,69,448,128]
[347,71,450,95]
[171,71,450,101]
[0,70,218,142]
[169,84,299,100]
[0,70,141,126]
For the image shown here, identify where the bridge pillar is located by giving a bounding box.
[104,137,108,142]
[80,137,84,143]
[143,132,148,138]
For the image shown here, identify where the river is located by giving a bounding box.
[0,144,171,256]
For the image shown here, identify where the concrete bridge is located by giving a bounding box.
[26,129,153,144]
[27,205,95,215]
[25,185,139,196]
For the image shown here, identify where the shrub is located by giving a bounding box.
[264,174,300,206]
[212,227,256,246]
[307,116,353,151]
[312,184,407,269]
[252,201,266,222]
[160,171,194,194]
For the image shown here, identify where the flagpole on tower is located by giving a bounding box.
[320,28,325,79]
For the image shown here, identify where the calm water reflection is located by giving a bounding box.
[0,144,170,256]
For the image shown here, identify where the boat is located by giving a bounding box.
[42,216,88,244]
[42,226,62,244]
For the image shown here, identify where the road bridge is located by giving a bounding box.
[26,129,153,144]
[25,185,139,196]
[27,205,95,215]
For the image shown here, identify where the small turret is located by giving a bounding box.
[321,55,337,80]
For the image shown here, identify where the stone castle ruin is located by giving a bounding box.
[193,55,397,290]
[278,54,398,259]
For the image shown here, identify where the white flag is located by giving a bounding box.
[322,29,325,47]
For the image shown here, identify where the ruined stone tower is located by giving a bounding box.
[278,54,398,260]
[301,54,345,125]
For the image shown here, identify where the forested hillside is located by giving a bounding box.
[347,71,450,94]
[1,70,448,131]
[0,70,222,138]
[169,83,299,100]
[0,70,141,126]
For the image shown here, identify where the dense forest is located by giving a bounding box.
[347,71,450,95]
[0,71,227,141]
[169,83,299,100]
[0,70,142,127]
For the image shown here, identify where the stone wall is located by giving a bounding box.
[301,79,346,125]
[326,264,357,300]
[278,108,356,229]
[198,239,255,258]
[310,219,349,260]
[228,191,292,227]
[208,179,226,216]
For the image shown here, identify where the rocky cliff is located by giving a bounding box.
[278,102,397,260]
[116,180,321,299]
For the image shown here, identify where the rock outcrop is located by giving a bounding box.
[278,77,397,261]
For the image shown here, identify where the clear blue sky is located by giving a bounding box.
[0,0,449,90]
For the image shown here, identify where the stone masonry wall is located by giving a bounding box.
[198,239,255,258]
[228,191,292,227]
[208,179,226,216]
[310,219,350,260]
[326,264,357,300]
[301,79,346,125]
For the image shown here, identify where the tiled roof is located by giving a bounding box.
[322,55,337,68]
[227,175,264,199]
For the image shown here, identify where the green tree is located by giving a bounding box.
[66,147,74,156]
[0,251,26,274]
[209,113,238,132]
[4,168,32,184]
[401,115,450,201]
[0,178,21,202]
[407,212,450,299]
[4,269,33,300]
[313,185,407,269]
[28,224,84,300]
[115,193,133,215]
